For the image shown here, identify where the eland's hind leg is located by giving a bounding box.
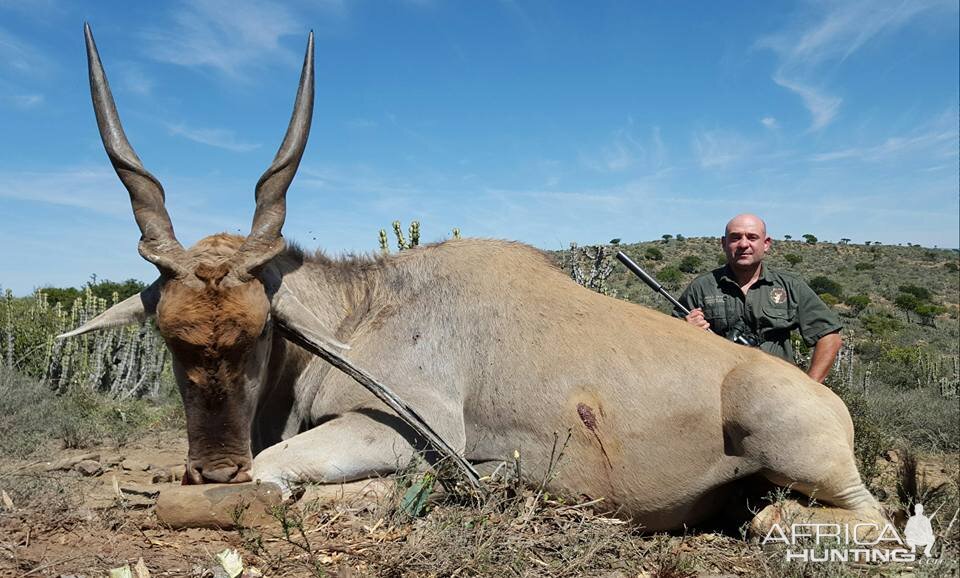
[721,361,887,536]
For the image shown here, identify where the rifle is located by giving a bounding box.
[614,251,758,347]
[615,251,690,315]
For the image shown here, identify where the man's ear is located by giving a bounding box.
[57,279,161,339]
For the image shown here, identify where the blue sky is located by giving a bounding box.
[1,0,958,295]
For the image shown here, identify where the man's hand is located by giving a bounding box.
[685,308,711,331]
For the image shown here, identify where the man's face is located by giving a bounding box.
[722,217,771,269]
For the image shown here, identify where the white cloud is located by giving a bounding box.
[0,167,133,217]
[770,0,956,67]
[810,115,958,163]
[167,123,261,152]
[761,116,779,129]
[117,63,155,96]
[0,26,51,74]
[143,0,313,78]
[757,0,955,131]
[692,130,752,169]
[772,75,842,131]
[7,93,43,108]
[582,120,667,174]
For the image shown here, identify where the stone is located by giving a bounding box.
[73,460,103,477]
[156,482,283,529]
[122,459,151,472]
[45,453,99,471]
[151,470,173,484]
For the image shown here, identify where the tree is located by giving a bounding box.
[802,233,818,245]
[784,253,802,266]
[840,238,851,245]
[661,234,673,243]
[678,255,702,274]
[899,284,932,302]
[894,293,919,322]
[675,234,685,242]
[609,238,621,245]
[808,276,843,299]
[645,247,664,261]
[784,235,792,240]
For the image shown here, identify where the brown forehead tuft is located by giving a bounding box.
[158,275,269,354]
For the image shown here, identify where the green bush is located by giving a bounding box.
[843,294,871,316]
[899,284,932,302]
[678,255,702,274]
[862,312,902,337]
[854,262,875,271]
[656,266,683,289]
[784,253,802,266]
[802,233,818,245]
[820,293,839,307]
[644,247,663,261]
[808,275,843,299]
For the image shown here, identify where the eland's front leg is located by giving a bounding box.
[251,409,440,493]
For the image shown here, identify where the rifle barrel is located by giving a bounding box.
[615,251,690,316]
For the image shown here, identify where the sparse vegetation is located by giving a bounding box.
[1,236,957,576]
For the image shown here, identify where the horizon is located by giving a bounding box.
[1,1,958,295]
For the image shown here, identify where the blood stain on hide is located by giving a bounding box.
[576,402,612,470]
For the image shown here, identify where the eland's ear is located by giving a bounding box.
[271,286,350,353]
[57,279,161,339]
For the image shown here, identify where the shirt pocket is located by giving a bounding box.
[703,302,730,334]
[758,301,793,332]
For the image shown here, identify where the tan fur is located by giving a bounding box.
[88,234,884,529]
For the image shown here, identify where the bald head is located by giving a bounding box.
[725,213,767,238]
[721,213,771,272]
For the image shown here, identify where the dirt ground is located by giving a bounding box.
[1,432,957,577]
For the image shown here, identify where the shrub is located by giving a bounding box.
[946,261,959,273]
[678,255,702,274]
[644,247,663,261]
[819,293,839,307]
[862,312,902,337]
[843,294,871,316]
[808,276,843,299]
[656,266,683,289]
[802,233,818,244]
[854,262,875,271]
[784,253,802,266]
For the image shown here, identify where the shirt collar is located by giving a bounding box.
[719,263,773,286]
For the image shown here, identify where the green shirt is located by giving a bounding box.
[677,265,842,362]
